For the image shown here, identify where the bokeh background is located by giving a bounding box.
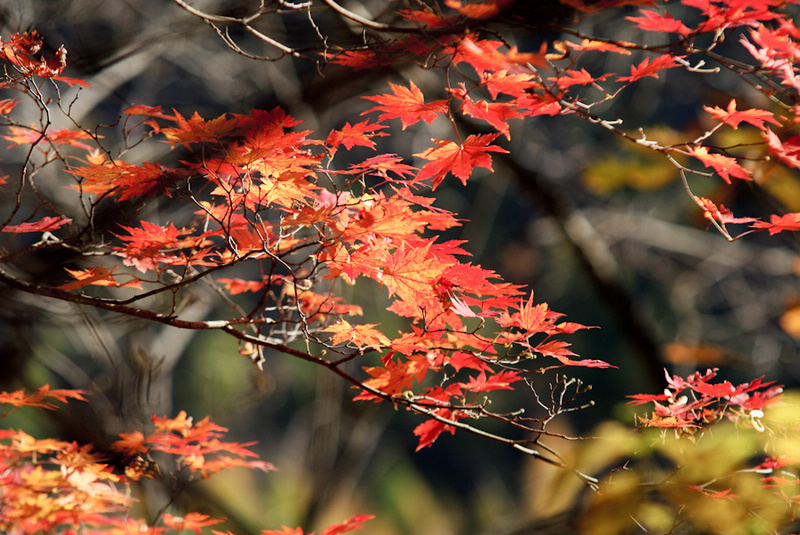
[2,1,800,533]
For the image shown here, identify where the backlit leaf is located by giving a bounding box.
[363,80,448,129]
[415,134,508,188]
[2,216,71,233]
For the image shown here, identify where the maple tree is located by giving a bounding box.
[3,0,800,533]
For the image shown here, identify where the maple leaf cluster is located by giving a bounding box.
[0,31,67,81]
[0,387,133,533]
[113,410,276,480]
[0,385,371,535]
[628,368,783,433]
[328,0,800,240]
[0,40,609,452]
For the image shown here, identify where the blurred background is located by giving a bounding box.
[1,1,800,533]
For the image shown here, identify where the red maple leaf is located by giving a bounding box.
[549,68,612,90]
[447,351,491,372]
[481,70,539,99]
[694,196,758,228]
[453,84,522,139]
[348,154,417,181]
[626,9,692,36]
[764,129,800,169]
[751,212,800,235]
[325,120,387,154]
[685,146,751,183]
[415,134,508,188]
[692,379,735,398]
[363,80,448,129]
[462,370,522,392]
[627,392,671,405]
[123,104,177,121]
[618,54,680,83]
[216,277,272,294]
[535,340,615,368]
[450,37,547,73]
[413,409,460,450]
[2,216,71,233]
[688,0,782,33]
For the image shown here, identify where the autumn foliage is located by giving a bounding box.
[3,0,800,533]
[0,385,371,534]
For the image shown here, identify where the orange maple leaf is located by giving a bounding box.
[445,0,513,19]
[0,98,20,115]
[113,221,209,272]
[164,512,224,534]
[0,384,87,410]
[158,110,242,147]
[564,39,633,55]
[339,193,445,245]
[379,242,446,305]
[58,266,143,291]
[689,486,736,500]
[68,160,181,201]
[218,170,317,210]
[3,126,94,150]
[259,514,374,535]
[216,277,268,294]
[112,431,148,456]
[323,319,391,348]
[356,350,435,401]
